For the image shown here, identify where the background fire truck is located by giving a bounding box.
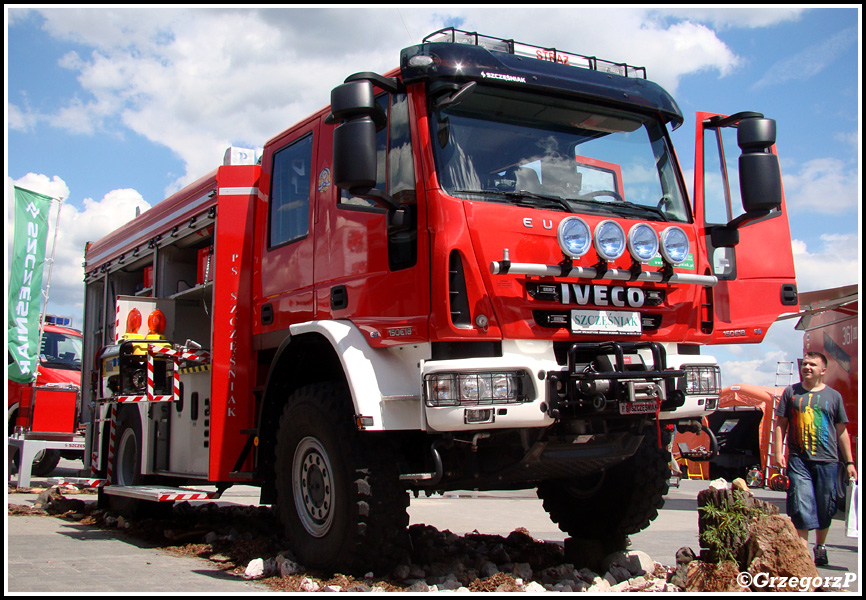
[69,29,797,573]
[8,316,83,478]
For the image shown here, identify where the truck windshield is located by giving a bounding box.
[431,86,689,222]
[40,330,83,371]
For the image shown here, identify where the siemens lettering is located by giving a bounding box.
[560,283,645,308]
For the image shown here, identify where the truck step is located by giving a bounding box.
[102,485,217,502]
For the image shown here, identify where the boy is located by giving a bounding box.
[773,352,857,566]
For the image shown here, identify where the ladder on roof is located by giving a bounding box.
[765,361,795,486]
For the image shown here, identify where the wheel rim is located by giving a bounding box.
[293,436,335,538]
[116,428,138,486]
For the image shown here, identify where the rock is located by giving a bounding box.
[675,546,697,564]
[300,577,320,592]
[407,581,430,592]
[438,575,463,590]
[511,562,532,581]
[575,567,598,583]
[244,558,265,580]
[538,563,576,584]
[478,560,499,578]
[276,554,303,577]
[605,564,632,584]
[671,546,697,588]
[731,477,751,495]
[39,487,87,515]
[208,553,232,563]
[685,560,747,592]
[587,576,612,593]
[392,563,411,580]
[602,549,655,576]
[488,542,511,564]
[745,515,819,591]
[523,581,546,593]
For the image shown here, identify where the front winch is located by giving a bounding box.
[545,341,683,419]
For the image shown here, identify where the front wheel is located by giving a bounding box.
[274,383,409,574]
[537,428,671,541]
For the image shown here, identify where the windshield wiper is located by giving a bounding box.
[569,197,668,221]
[450,189,572,212]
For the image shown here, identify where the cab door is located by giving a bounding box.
[693,111,798,344]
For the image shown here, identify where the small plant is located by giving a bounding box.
[698,492,762,565]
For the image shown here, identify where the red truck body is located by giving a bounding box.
[76,29,798,573]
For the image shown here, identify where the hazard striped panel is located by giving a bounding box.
[48,477,108,488]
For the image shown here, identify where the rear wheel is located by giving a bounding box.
[99,406,171,518]
[537,428,670,542]
[275,382,409,574]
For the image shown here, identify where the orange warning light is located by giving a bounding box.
[126,308,143,335]
[148,309,167,336]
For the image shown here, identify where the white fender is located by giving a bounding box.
[289,320,428,431]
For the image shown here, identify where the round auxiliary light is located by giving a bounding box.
[594,220,626,261]
[627,223,659,263]
[660,226,690,265]
[557,216,592,258]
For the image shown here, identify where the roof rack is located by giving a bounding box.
[423,28,646,80]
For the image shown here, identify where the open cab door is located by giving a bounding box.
[693,111,798,344]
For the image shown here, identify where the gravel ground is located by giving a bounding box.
[8,484,681,593]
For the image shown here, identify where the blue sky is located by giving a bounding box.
[5,7,861,386]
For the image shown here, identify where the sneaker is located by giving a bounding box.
[814,545,828,566]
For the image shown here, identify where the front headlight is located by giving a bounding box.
[661,226,690,265]
[684,365,721,395]
[558,217,592,258]
[628,223,659,263]
[425,371,530,406]
[594,220,626,261]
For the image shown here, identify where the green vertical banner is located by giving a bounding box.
[8,186,54,383]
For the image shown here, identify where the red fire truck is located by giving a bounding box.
[8,316,84,482]
[71,29,797,572]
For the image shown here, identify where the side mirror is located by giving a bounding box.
[737,116,782,213]
[328,80,399,210]
[333,117,378,192]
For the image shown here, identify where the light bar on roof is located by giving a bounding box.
[423,27,646,79]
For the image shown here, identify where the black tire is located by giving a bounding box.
[274,382,409,574]
[100,406,171,518]
[30,449,62,477]
[537,428,671,541]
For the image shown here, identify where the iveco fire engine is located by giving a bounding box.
[69,29,797,572]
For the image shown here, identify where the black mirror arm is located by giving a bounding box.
[348,187,401,211]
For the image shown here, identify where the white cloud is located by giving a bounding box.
[783,157,859,216]
[752,26,858,89]
[18,7,749,193]
[713,326,802,387]
[791,234,860,293]
[651,7,806,30]
[8,174,151,322]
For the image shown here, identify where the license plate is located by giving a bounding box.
[570,309,641,335]
[619,401,658,415]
